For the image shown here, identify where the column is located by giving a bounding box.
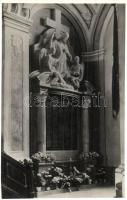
[81,95,91,153]
[81,50,106,161]
[37,90,48,153]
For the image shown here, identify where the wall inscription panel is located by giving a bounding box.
[10,34,23,151]
[46,94,81,150]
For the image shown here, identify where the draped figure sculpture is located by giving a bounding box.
[30,28,84,90]
[68,56,84,90]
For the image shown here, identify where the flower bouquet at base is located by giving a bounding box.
[31,152,56,163]
[79,151,103,169]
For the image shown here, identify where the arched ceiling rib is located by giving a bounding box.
[23,3,112,51]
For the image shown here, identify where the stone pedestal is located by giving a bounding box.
[31,86,91,162]
[115,164,124,197]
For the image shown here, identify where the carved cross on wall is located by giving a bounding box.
[42,9,70,34]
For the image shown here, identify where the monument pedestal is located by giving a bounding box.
[30,83,92,163]
[115,164,125,197]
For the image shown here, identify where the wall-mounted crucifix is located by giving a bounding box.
[41,9,70,35]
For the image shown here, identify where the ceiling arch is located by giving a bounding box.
[23,3,113,51]
[26,3,89,52]
[99,6,114,50]
[93,4,113,50]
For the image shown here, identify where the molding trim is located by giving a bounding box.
[3,3,32,20]
[3,13,32,33]
[82,49,104,62]
[3,3,32,33]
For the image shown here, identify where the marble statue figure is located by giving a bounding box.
[30,28,84,91]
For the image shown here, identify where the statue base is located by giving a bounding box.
[115,164,125,197]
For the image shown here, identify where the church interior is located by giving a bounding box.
[2,3,125,198]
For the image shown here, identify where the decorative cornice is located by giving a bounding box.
[2,3,32,32]
[81,49,105,62]
[3,3,31,20]
[3,13,32,33]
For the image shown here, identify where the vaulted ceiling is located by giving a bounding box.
[7,3,112,51]
[23,4,113,51]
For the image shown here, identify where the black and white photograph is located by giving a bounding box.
[1,2,125,198]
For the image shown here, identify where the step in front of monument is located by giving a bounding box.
[79,184,96,190]
[36,185,98,197]
[36,188,71,197]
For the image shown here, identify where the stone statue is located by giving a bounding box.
[67,56,84,90]
[37,71,73,90]
[39,30,72,77]
[53,31,72,78]
[30,28,83,91]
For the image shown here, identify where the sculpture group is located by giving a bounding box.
[30,28,84,91]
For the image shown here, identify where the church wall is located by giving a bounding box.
[2,4,124,168]
[29,4,125,167]
[117,5,125,165]
[88,5,125,167]
[2,7,32,160]
[104,11,119,166]
[103,5,125,167]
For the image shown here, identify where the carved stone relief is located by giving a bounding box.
[30,9,84,91]
[10,34,23,151]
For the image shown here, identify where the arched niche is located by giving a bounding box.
[29,4,88,72]
[30,4,87,48]
[28,4,90,160]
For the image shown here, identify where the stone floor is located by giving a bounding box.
[42,185,115,198]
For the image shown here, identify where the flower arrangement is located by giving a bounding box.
[70,166,91,187]
[49,167,69,189]
[34,171,53,191]
[79,152,99,160]
[94,168,107,184]
[51,176,62,189]
[34,166,72,191]
[19,158,33,165]
[33,164,109,193]
[36,173,46,187]
[60,176,71,192]
[79,151,103,166]
[31,152,56,163]
[46,153,56,162]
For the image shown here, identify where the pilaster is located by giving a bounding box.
[37,89,48,153]
[81,95,91,153]
[2,4,32,159]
